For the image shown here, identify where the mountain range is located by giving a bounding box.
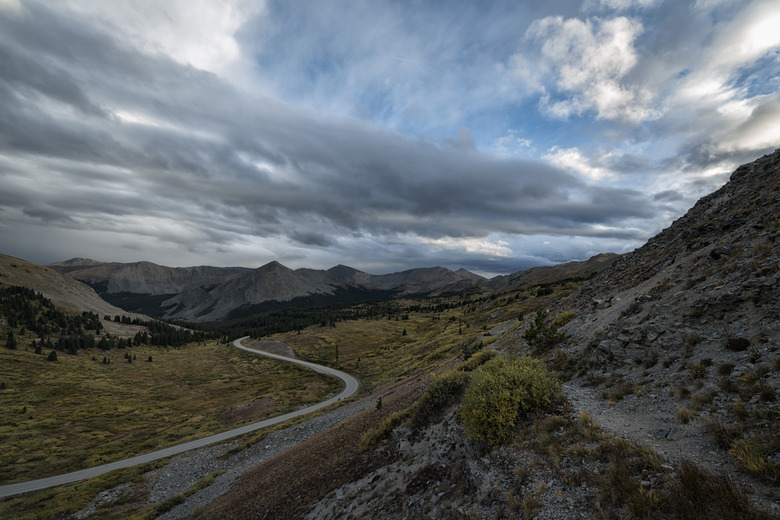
[46,258,488,322]
[46,254,617,322]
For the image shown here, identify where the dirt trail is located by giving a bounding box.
[563,382,779,514]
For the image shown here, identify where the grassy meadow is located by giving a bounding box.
[270,281,574,386]
[0,337,339,485]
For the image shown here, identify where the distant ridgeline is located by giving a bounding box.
[0,285,215,351]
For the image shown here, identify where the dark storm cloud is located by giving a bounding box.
[652,190,683,203]
[0,0,659,262]
[291,231,335,248]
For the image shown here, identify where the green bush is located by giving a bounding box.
[359,370,471,451]
[461,338,484,360]
[523,310,566,352]
[461,355,563,445]
[358,408,412,452]
[552,309,575,327]
[409,370,470,431]
[726,337,751,352]
[458,349,497,372]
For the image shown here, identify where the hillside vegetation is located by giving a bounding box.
[0,287,340,491]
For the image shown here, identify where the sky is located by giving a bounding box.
[0,0,778,277]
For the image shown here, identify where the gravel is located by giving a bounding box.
[155,397,372,520]
[70,397,373,520]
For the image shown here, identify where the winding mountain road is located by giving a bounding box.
[0,337,359,499]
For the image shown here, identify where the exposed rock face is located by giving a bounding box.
[559,148,780,369]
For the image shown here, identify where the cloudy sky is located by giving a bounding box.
[1,0,778,276]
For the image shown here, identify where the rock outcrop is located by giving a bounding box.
[559,148,779,381]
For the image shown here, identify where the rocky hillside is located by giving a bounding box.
[485,252,619,292]
[281,150,780,518]
[0,254,129,318]
[548,148,779,510]
[47,259,249,295]
[555,147,779,419]
[51,259,487,322]
[162,262,487,322]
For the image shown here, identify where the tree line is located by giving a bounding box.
[1,285,215,353]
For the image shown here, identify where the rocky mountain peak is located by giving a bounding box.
[254,260,291,274]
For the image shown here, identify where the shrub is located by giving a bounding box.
[596,439,663,518]
[717,362,735,375]
[523,309,566,353]
[458,349,497,372]
[685,333,702,346]
[677,407,695,423]
[706,418,743,450]
[688,360,708,379]
[359,370,471,451]
[461,355,563,445]
[461,339,483,360]
[551,309,575,328]
[606,382,636,403]
[668,460,774,520]
[730,439,779,481]
[358,409,412,452]
[409,370,470,430]
[726,337,751,352]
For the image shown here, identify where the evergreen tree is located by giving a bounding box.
[5,331,16,350]
[47,350,58,361]
[523,309,565,352]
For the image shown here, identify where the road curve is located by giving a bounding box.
[0,336,359,499]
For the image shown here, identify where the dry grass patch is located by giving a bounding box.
[273,310,465,384]
[677,406,696,423]
[0,340,339,484]
[668,460,776,519]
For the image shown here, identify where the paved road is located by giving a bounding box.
[0,337,359,498]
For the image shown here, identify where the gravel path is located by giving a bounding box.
[72,396,374,519]
[563,381,780,516]
[2,337,357,500]
[66,338,368,519]
[151,396,374,520]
